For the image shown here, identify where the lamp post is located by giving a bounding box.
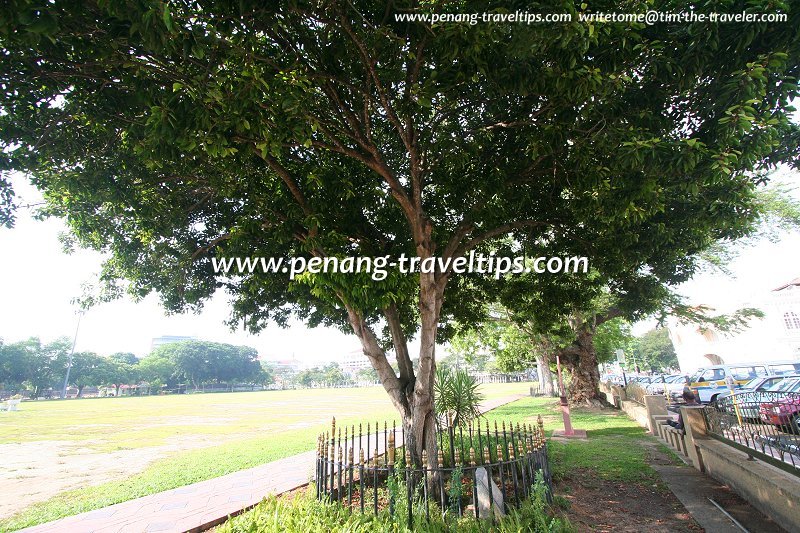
[61,310,85,399]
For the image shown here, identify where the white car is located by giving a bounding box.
[647,375,686,395]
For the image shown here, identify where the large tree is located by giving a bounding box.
[1,0,798,463]
[0,337,71,397]
[149,340,262,388]
[629,327,679,373]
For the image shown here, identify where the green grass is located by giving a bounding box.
[0,382,528,531]
[483,397,662,484]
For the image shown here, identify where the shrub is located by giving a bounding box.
[434,367,484,428]
[218,474,572,533]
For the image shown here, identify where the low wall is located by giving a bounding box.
[697,438,800,532]
[610,395,800,531]
[599,382,625,408]
[682,408,800,533]
[620,399,650,432]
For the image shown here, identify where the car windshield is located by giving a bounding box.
[741,377,764,389]
[767,377,800,392]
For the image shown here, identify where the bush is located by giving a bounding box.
[218,474,572,533]
[434,367,484,428]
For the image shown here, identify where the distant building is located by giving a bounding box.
[151,335,196,351]
[338,350,396,377]
[339,350,371,376]
[668,277,800,373]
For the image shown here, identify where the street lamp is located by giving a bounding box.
[61,310,85,399]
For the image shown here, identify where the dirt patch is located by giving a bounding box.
[0,433,244,518]
[553,441,703,532]
[554,467,701,532]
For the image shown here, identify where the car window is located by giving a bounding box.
[768,378,800,392]
[761,377,785,389]
[742,377,762,388]
[699,368,723,381]
[730,366,766,380]
[768,364,800,375]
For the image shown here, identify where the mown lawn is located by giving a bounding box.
[218,397,674,532]
[484,397,664,484]
[0,382,528,531]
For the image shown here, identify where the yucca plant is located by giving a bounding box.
[434,366,484,428]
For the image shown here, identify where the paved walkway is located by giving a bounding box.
[19,394,524,533]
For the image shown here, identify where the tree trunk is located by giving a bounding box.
[560,328,607,406]
[343,268,444,470]
[535,354,555,396]
[77,385,84,398]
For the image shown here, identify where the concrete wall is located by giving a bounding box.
[620,400,650,432]
[610,394,800,531]
[682,408,800,533]
[698,439,800,532]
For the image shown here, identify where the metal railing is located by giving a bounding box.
[704,391,800,476]
[315,416,551,524]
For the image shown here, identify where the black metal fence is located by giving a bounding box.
[705,391,800,476]
[315,416,551,524]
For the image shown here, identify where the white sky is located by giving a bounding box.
[2,170,799,360]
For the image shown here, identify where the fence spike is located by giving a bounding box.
[388,431,395,466]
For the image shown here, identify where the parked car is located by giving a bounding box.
[714,375,788,420]
[715,375,787,402]
[647,375,687,395]
[766,361,800,376]
[688,363,769,403]
[758,376,800,433]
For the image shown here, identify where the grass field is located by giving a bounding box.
[0,382,529,530]
[220,396,679,532]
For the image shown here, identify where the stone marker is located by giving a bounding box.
[475,466,504,519]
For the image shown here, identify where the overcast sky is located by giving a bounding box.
[2,169,799,362]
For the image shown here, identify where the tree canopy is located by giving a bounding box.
[148,340,264,387]
[1,0,798,460]
[0,337,70,396]
[629,328,679,373]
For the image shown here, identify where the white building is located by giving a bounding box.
[339,350,372,376]
[668,277,800,373]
